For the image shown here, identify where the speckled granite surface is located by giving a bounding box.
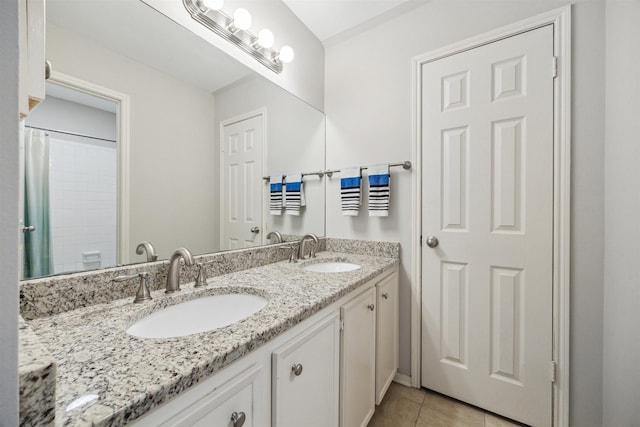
[20,240,328,320]
[27,250,398,426]
[326,238,400,258]
[19,317,56,426]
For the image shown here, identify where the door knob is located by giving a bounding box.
[250,226,260,234]
[22,225,35,232]
[426,236,439,248]
[231,411,246,427]
[291,363,303,376]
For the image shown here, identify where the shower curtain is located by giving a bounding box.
[23,128,53,278]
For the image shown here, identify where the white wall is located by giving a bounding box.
[0,0,20,423]
[603,1,640,425]
[325,2,605,426]
[26,95,117,141]
[143,0,325,111]
[214,77,325,239]
[47,23,219,262]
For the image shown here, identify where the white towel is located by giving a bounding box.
[285,174,305,216]
[368,164,390,217]
[340,166,361,216]
[269,175,283,215]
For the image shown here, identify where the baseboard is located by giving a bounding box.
[393,372,413,388]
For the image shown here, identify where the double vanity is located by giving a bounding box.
[19,239,399,426]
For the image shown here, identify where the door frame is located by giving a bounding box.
[410,6,571,426]
[46,71,131,265]
[219,109,267,250]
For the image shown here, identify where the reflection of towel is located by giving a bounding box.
[368,164,390,217]
[269,175,283,215]
[285,174,305,216]
[340,166,361,216]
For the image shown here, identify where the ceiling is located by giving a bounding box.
[283,0,410,42]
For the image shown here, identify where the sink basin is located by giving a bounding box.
[302,262,361,273]
[126,294,268,339]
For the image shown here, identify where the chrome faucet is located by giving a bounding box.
[266,231,283,244]
[298,233,319,260]
[166,247,194,293]
[136,241,158,262]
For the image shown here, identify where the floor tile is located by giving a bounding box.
[415,390,484,427]
[485,413,527,427]
[368,395,422,427]
[385,381,427,405]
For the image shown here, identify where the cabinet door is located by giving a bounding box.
[160,364,262,427]
[272,312,340,427]
[375,271,399,404]
[341,286,376,427]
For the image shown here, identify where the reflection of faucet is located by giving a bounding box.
[166,248,194,293]
[298,234,319,260]
[266,231,283,244]
[136,241,158,262]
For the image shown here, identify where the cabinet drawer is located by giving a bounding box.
[155,364,262,427]
[272,312,340,427]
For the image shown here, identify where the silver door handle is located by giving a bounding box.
[22,225,35,232]
[250,226,260,234]
[426,236,439,248]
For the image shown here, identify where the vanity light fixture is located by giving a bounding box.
[183,0,294,73]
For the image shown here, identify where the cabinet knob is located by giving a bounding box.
[291,363,303,376]
[231,411,246,427]
[368,304,375,311]
[382,293,389,299]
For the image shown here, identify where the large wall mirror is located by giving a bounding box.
[21,0,325,280]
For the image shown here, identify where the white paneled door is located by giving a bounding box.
[421,26,554,426]
[221,114,264,250]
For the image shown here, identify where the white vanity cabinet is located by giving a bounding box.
[271,312,340,427]
[375,270,399,405]
[133,363,266,427]
[130,265,398,427]
[340,286,377,427]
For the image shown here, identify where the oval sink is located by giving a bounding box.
[126,294,268,339]
[303,262,361,273]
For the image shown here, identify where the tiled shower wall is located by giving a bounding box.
[49,137,117,274]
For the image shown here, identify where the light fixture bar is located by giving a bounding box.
[183,0,284,73]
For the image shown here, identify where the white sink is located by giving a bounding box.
[302,262,361,273]
[126,294,268,339]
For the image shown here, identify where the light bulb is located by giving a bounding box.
[257,29,274,49]
[278,45,295,63]
[202,0,224,10]
[233,8,252,30]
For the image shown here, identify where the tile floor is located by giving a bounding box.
[368,382,526,427]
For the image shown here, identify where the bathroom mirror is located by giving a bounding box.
[21,0,325,279]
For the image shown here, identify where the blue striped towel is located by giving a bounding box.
[285,174,305,216]
[269,176,283,215]
[340,166,361,216]
[368,164,390,217]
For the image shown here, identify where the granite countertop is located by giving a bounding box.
[28,251,398,426]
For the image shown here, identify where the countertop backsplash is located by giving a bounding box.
[19,239,327,320]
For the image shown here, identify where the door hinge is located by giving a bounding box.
[550,361,557,383]
[340,319,344,331]
[552,56,558,79]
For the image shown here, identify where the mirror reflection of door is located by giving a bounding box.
[21,82,117,279]
[221,113,264,250]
